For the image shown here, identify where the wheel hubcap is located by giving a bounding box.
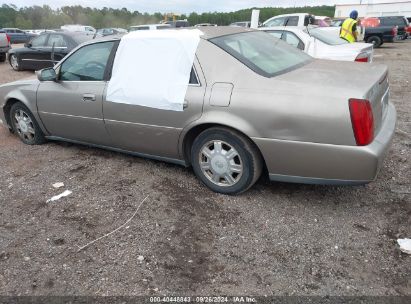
[11,55,18,69]
[13,109,35,141]
[199,140,243,187]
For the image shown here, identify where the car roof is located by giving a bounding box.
[80,26,255,47]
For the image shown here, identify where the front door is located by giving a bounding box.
[37,41,117,146]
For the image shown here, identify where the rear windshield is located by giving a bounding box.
[71,34,94,45]
[306,28,348,45]
[210,31,311,78]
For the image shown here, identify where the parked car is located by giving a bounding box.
[260,26,374,62]
[0,30,11,62]
[96,28,127,37]
[0,28,37,44]
[262,13,315,27]
[230,21,251,28]
[129,24,171,31]
[163,20,190,28]
[361,17,398,47]
[8,32,93,71]
[378,16,409,40]
[195,23,218,27]
[61,25,96,36]
[0,27,396,194]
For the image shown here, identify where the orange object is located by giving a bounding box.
[360,17,381,28]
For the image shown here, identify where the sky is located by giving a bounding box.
[0,0,406,14]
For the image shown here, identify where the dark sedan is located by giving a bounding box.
[8,32,93,71]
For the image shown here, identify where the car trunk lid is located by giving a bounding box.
[277,60,389,137]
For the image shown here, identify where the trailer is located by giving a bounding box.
[335,1,411,18]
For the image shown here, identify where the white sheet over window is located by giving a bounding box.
[106,29,202,111]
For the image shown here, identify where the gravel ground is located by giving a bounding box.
[0,41,410,297]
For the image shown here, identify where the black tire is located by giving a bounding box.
[191,127,263,195]
[367,36,382,48]
[9,102,46,145]
[9,54,21,71]
[0,53,5,62]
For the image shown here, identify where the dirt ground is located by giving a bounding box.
[0,41,410,297]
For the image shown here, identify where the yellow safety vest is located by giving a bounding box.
[340,18,357,43]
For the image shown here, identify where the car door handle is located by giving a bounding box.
[183,100,188,109]
[82,94,96,102]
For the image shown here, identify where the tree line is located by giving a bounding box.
[0,4,335,29]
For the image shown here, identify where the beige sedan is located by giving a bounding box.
[0,27,396,194]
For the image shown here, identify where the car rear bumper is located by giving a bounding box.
[253,102,397,185]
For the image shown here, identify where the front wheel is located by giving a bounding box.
[9,54,21,71]
[9,102,46,145]
[366,36,382,48]
[191,127,263,195]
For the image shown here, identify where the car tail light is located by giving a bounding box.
[355,53,369,62]
[349,99,374,146]
[6,34,10,45]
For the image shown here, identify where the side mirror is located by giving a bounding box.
[24,42,31,48]
[37,68,57,82]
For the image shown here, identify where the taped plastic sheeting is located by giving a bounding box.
[106,29,202,111]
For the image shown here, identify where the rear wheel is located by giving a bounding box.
[367,36,382,48]
[191,127,263,194]
[0,53,6,62]
[9,54,21,71]
[9,102,46,145]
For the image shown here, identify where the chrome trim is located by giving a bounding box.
[269,173,368,185]
[38,111,103,121]
[21,59,54,62]
[45,136,188,166]
[104,119,182,130]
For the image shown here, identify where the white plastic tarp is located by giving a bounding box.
[106,29,202,111]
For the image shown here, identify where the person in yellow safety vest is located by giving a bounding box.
[340,10,359,43]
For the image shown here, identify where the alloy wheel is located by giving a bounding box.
[13,109,35,142]
[199,140,243,187]
[10,55,19,70]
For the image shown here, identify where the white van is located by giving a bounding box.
[129,24,171,31]
[61,25,96,35]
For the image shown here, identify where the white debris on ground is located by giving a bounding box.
[397,238,411,254]
[47,190,72,203]
[137,255,144,262]
[52,182,65,189]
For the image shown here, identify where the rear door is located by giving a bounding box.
[103,61,206,160]
[47,33,69,64]
[37,41,117,145]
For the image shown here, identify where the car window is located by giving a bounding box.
[85,27,95,32]
[286,16,299,26]
[135,26,150,30]
[60,41,115,81]
[283,32,304,50]
[16,30,23,34]
[211,31,311,78]
[265,17,286,27]
[307,28,349,45]
[47,34,67,48]
[266,31,283,39]
[157,25,170,30]
[30,34,48,47]
[189,67,199,85]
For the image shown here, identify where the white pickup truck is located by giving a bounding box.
[0,32,11,62]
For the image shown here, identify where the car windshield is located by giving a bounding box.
[306,28,348,45]
[210,31,311,78]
